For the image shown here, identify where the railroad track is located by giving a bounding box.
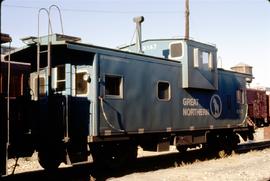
[2,140,270,181]
[236,140,270,153]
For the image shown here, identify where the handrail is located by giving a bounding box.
[37,8,52,99]
[49,4,64,35]
[4,40,12,176]
[38,8,52,40]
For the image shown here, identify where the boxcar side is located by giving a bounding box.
[246,89,268,126]
[267,94,270,122]
[0,60,32,176]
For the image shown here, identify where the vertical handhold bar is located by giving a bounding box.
[37,8,52,99]
[49,4,64,35]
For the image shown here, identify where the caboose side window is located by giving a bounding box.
[56,65,65,91]
[193,49,213,70]
[236,89,245,105]
[202,52,213,71]
[170,43,182,58]
[105,75,123,98]
[193,48,200,68]
[157,81,170,101]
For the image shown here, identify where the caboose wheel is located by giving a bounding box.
[91,141,137,169]
[38,149,62,170]
[176,145,187,153]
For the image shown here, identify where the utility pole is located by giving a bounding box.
[185,0,190,40]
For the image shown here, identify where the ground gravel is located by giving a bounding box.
[6,128,270,181]
[108,148,270,181]
[7,146,270,181]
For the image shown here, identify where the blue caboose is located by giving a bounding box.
[6,33,253,169]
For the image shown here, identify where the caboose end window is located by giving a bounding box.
[56,65,65,91]
[76,72,88,95]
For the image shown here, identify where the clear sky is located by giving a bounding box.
[1,0,270,87]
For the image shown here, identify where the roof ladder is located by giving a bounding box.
[36,5,70,151]
[37,8,52,100]
[36,5,64,99]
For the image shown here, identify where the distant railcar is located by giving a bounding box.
[267,94,270,122]
[0,60,30,98]
[0,60,33,157]
[246,89,269,127]
[0,59,34,176]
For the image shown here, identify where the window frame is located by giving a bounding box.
[156,80,171,101]
[169,41,184,60]
[193,48,200,68]
[75,70,89,96]
[56,64,66,92]
[33,76,46,98]
[193,48,214,71]
[104,74,124,99]
[236,89,246,105]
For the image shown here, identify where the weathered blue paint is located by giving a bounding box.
[121,39,218,90]
[8,34,251,138]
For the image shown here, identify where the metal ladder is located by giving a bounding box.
[37,5,64,99]
[36,5,70,149]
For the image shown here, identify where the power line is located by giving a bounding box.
[3,4,183,14]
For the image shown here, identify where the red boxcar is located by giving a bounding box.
[0,60,33,158]
[0,60,30,98]
[246,88,268,127]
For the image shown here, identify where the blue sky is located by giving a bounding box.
[2,0,270,87]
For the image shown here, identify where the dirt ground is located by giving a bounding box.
[107,147,270,181]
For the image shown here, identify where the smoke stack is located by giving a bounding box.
[133,16,144,53]
[185,0,190,40]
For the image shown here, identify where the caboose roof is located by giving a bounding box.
[5,34,175,66]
